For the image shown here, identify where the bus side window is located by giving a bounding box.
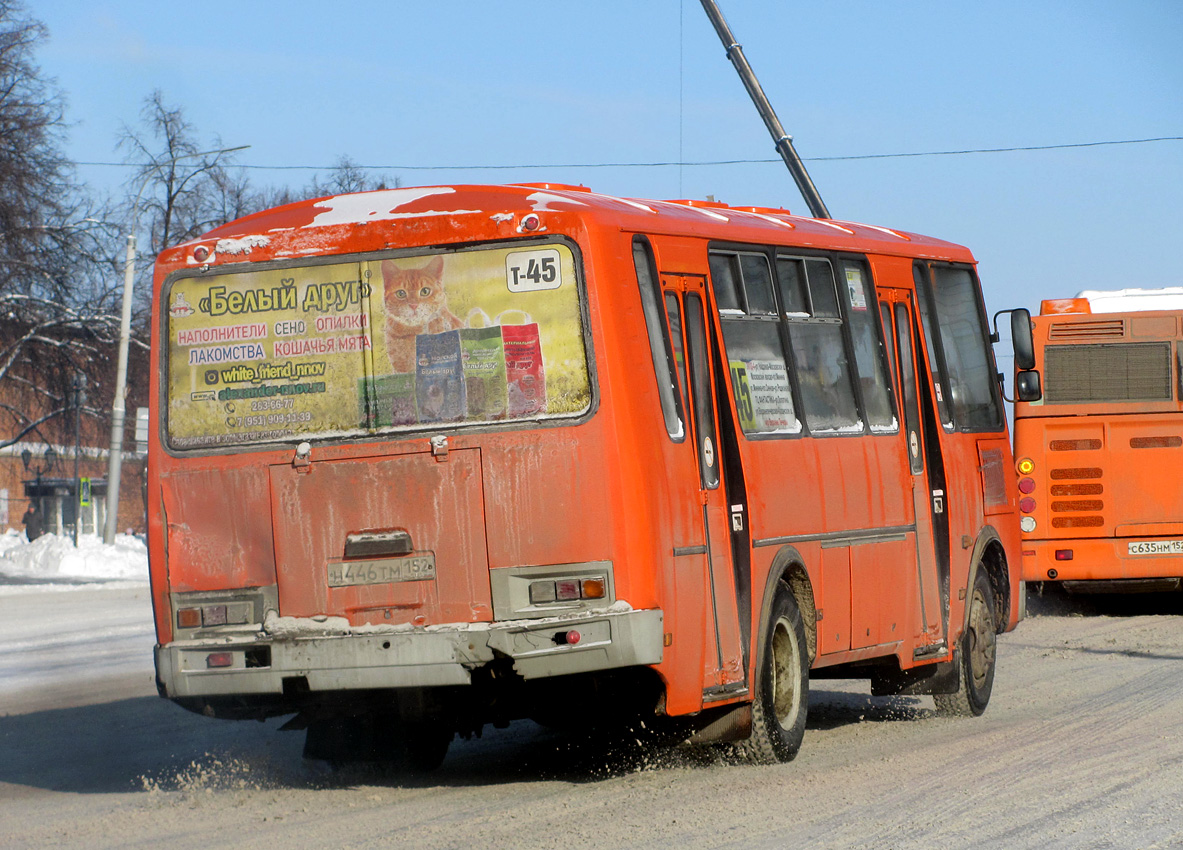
[780,256,861,434]
[633,237,685,441]
[929,266,1005,431]
[842,260,897,433]
[710,250,800,437]
[664,293,689,409]
[775,256,809,315]
[912,263,954,428]
[707,253,743,313]
[686,293,720,489]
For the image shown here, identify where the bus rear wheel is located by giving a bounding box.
[738,585,809,764]
[935,569,997,717]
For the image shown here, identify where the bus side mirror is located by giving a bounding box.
[1010,308,1035,371]
[1015,369,1042,402]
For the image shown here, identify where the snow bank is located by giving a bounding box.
[0,529,148,586]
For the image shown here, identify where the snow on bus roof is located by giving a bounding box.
[1077,288,1183,313]
[187,183,969,259]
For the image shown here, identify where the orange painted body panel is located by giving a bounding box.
[1015,303,1183,583]
[147,183,1021,720]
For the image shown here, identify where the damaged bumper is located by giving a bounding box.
[155,607,664,700]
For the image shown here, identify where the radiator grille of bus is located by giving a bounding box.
[1047,319,1125,340]
[1049,439,1101,451]
[1043,342,1172,404]
[1049,467,1105,529]
[1130,435,1183,449]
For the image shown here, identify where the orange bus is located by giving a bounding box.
[148,183,1025,768]
[1012,288,1183,592]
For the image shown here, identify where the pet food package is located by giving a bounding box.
[359,373,418,428]
[502,322,546,416]
[415,330,467,423]
[459,326,508,420]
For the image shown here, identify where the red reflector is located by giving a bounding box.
[206,652,233,668]
[1018,478,1036,494]
[566,630,581,645]
[1054,550,1074,561]
[555,579,581,601]
[1019,497,1036,513]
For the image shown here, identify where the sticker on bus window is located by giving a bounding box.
[506,249,563,292]
[845,267,868,311]
[166,243,591,449]
[730,359,799,434]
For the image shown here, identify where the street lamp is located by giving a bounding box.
[21,445,57,514]
[103,144,250,544]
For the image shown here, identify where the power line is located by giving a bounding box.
[72,135,1182,174]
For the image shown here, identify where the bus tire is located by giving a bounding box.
[935,569,997,717]
[738,585,809,764]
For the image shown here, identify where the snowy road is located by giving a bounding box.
[2,584,1182,850]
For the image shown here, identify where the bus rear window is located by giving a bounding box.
[165,242,591,449]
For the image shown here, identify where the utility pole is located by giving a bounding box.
[72,373,86,546]
[698,0,831,219]
[103,144,249,543]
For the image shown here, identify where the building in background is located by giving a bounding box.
[0,318,149,537]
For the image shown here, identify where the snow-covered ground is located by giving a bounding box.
[0,531,154,711]
[0,529,148,590]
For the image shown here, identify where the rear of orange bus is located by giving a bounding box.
[147,186,686,765]
[1013,294,1183,591]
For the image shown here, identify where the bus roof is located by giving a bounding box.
[166,183,976,268]
[1072,288,1183,314]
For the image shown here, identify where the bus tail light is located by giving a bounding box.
[555,579,581,601]
[176,602,253,630]
[1018,477,1036,494]
[1019,497,1036,513]
[1020,516,1036,533]
[528,575,608,606]
[529,581,557,604]
[1055,549,1074,560]
[1017,457,1035,475]
[206,652,233,668]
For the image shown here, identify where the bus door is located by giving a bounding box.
[878,289,949,653]
[662,273,747,697]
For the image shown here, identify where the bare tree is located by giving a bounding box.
[302,155,393,198]
[0,2,126,454]
[118,92,246,251]
[0,0,82,305]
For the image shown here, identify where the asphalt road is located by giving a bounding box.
[2,584,1181,850]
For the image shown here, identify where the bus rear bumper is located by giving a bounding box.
[1021,537,1183,584]
[155,607,664,700]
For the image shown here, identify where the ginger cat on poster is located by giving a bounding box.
[381,256,462,372]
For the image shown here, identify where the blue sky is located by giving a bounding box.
[33,1,1183,328]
